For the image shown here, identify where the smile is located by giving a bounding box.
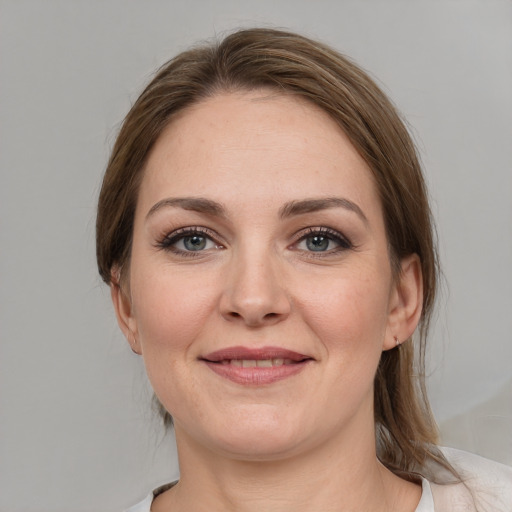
[200,346,313,385]
[221,358,298,367]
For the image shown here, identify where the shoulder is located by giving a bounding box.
[124,493,152,512]
[124,482,177,512]
[430,447,512,512]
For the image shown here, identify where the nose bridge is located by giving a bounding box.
[220,236,291,325]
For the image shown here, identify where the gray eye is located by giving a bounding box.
[306,235,331,251]
[183,235,208,251]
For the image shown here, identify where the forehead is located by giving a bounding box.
[139,91,381,217]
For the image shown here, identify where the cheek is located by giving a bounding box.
[283,272,391,432]
[296,270,390,370]
[129,270,217,416]
[130,265,217,355]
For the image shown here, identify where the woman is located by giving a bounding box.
[96,28,511,512]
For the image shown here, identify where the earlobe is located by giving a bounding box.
[383,254,423,351]
[110,274,142,355]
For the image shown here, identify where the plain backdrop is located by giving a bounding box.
[1,1,511,511]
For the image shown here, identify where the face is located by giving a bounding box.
[113,91,420,461]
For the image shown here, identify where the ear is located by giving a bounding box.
[110,272,142,355]
[383,254,423,351]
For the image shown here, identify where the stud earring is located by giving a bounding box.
[394,336,400,347]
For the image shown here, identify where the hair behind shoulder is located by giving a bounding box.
[96,27,458,483]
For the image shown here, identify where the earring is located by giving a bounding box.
[394,336,400,347]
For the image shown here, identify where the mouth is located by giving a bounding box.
[217,358,302,367]
[200,346,313,385]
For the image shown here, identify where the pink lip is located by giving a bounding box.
[200,346,313,385]
[203,346,310,362]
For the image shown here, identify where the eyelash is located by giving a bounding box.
[156,226,352,257]
[292,227,353,256]
[156,226,223,257]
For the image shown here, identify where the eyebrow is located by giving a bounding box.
[146,197,226,220]
[279,197,368,225]
[146,196,368,225]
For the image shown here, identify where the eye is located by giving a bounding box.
[176,234,214,251]
[158,227,223,255]
[294,228,351,253]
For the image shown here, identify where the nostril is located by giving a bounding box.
[224,310,283,325]
[221,290,291,325]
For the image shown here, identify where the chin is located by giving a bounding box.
[174,403,311,461]
[215,433,308,462]
[208,412,315,461]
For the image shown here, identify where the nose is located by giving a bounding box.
[219,247,291,327]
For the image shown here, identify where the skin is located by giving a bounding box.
[112,91,424,511]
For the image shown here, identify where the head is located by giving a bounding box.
[97,28,444,477]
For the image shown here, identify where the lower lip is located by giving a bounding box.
[203,361,310,385]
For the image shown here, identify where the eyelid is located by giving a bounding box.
[155,225,352,257]
[156,226,225,253]
[291,226,353,252]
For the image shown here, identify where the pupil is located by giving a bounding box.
[184,235,206,251]
[307,236,329,251]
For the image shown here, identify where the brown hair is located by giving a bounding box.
[97,28,454,481]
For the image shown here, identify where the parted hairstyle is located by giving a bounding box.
[96,28,455,481]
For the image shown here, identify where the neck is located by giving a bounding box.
[156,422,420,512]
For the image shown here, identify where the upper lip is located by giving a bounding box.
[201,346,312,362]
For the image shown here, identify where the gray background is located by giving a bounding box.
[1,1,511,511]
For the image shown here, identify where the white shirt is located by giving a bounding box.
[124,448,512,512]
